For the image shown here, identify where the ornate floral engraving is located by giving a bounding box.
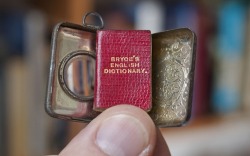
[150,29,195,127]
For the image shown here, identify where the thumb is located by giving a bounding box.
[59,105,159,156]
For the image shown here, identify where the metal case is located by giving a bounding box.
[45,22,100,121]
[45,20,196,127]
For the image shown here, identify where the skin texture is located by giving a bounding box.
[57,105,171,156]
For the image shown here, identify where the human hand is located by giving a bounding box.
[58,105,171,156]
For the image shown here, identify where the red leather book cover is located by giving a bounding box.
[94,30,152,111]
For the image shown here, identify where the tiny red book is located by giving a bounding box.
[94,30,152,111]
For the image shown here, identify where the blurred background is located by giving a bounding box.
[0,0,250,155]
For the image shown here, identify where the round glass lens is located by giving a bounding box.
[63,54,95,99]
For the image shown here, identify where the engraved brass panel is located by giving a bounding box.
[149,28,196,127]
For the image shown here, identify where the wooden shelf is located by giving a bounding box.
[160,112,250,156]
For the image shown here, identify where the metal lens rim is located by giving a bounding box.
[58,50,96,101]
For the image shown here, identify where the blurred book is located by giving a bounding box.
[0,14,8,155]
[135,0,165,33]
[167,1,213,117]
[0,10,28,156]
[174,1,198,31]
[0,11,25,56]
[3,9,53,156]
[24,10,50,156]
[0,64,7,155]
[192,3,214,117]
[6,57,29,156]
[212,1,247,114]
[242,6,250,112]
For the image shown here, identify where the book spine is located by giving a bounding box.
[173,2,212,117]
[135,1,165,33]
[6,58,29,156]
[24,10,49,156]
[0,64,7,155]
[242,6,250,112]
[212,1,247,114]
